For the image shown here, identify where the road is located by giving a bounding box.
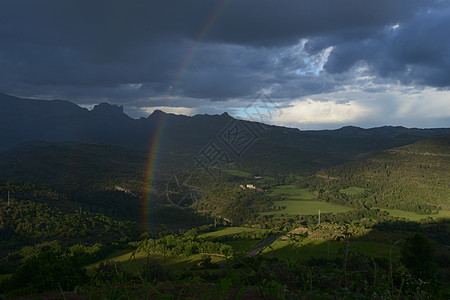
[243,233,282,258]
[217,232,283,267]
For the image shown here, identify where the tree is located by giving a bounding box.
[400,233,437,280]
[1,250,87,294]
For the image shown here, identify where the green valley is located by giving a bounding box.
[0,116,449,298]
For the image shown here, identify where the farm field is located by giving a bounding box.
[262,184,353,216]
[268,184,316,200]
[197,226,267,240]
[339,186,366,195]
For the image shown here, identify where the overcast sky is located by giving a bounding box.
[1,0,449,129]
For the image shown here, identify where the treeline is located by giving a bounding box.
[247,208,394,231]
[1,240,108,273]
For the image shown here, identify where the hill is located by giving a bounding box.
[306,135,450,213]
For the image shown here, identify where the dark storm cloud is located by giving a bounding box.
[321,6,450,87]
[0,0,448,115]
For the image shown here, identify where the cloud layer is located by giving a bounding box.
[0,0,449,128]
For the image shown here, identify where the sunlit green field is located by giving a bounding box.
[383,209,450,221]
[340,186,366,195]
[263,184,352,216]
[197,226,267,240]
[268,184,316,200]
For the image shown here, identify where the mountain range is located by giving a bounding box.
[1,92,450,190]
[1,92,449,219]
[2,92,449,153]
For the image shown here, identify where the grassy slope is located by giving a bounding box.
[268,184,316,200]
[340,187,366,195]
[197,227,267,240]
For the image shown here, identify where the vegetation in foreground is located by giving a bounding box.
[0,224,446,299]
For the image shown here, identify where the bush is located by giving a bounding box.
[0,250,87,294]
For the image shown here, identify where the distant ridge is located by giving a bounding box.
[1,92,449,163]
[309,125,450,139]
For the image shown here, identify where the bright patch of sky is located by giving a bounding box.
[266,85,450,129]
[142,106,197,116]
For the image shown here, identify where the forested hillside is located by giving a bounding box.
[0,180,139,273]
[305,135,450,213]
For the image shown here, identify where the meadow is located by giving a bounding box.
[262,184,352,216]
[197,226,267,240]
[339,186,366,195]
[267,184,316,200]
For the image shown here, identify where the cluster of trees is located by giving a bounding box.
[0,197,138,251]
[245,209,395,232]
[3,240,107,272]
[0,249,87,296]
[191,185,274,225]
[132,234,233,258]
[0,240,111,295]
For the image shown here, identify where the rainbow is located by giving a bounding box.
[141,0,231,231]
